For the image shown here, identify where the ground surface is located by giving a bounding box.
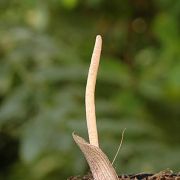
[68,171,180,180]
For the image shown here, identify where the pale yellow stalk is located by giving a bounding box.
[85,35,102,147]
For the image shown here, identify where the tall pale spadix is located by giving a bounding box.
[85,35,102,147]
[73,35,118,180]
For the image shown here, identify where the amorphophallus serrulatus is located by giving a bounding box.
[73,35,119,180]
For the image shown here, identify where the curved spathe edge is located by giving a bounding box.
[73,133,119,180]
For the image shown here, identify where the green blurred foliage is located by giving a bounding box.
[0,0,180,179]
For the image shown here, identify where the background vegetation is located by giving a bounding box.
[0,0,180,179]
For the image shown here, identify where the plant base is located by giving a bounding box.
[68,171,180,180]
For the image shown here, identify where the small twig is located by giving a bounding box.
[112,128,126,165]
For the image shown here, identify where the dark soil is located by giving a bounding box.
[68,171,180,180]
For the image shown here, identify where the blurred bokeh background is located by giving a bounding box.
[0,0,180,179]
